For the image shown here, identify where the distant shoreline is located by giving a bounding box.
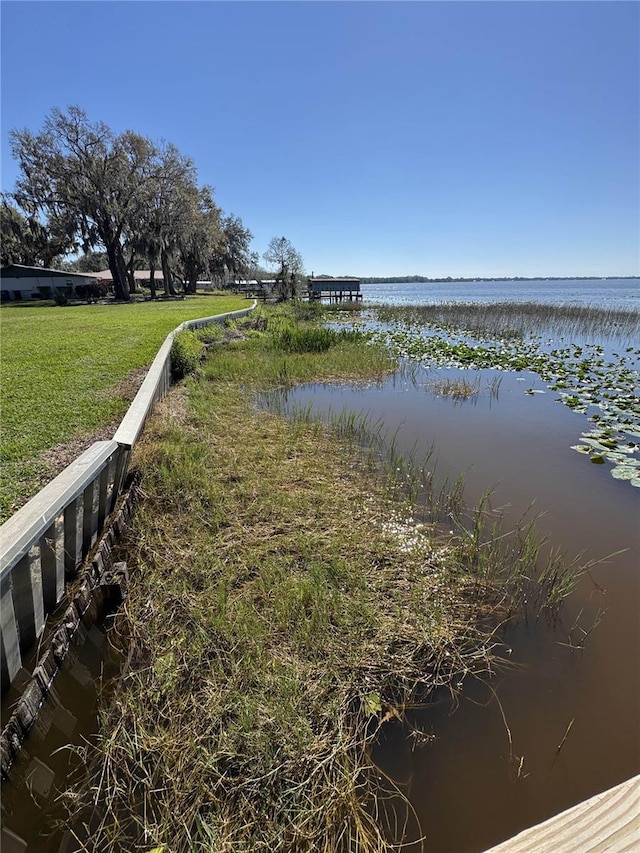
[359,275,639,284]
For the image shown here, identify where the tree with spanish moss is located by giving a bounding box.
[1,196,75,268]
[263,236,304,300]
[10,106,157,300]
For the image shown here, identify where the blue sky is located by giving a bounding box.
[1,1,638,278]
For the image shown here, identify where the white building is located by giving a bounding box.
[0,264,105,302]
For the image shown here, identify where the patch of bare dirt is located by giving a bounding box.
[96,366,150,403]
[38,367,151,474]
[38,423,120,474]
[150,383,190,429]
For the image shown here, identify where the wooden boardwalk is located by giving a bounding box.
[483,774,640,853]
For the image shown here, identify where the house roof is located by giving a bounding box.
[0,264,103,280]
[309,277,361,283]
[94,269,164,280]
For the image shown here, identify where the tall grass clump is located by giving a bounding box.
[170,330,205,378]
[201,309,394,389]
[429,376,480,401]
[272,325,368,353]
[62,308,583,851]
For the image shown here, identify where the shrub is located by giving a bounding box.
[291,300,325,322]
[76,282,108,303]
[171,330,205,379]
[273,326,366,353]
[196,324,224,346]
[53,289,69,306]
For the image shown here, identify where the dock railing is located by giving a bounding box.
[0,303,256,688]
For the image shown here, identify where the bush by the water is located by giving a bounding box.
[171,330,205,378]
[273,325,366,353]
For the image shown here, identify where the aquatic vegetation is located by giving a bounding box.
[425,373,502,403]
[367,303,640,486]
[373,301,640,342]
[429,375,481,400]
[271,324,369,353]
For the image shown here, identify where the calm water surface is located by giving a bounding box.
[283,367,639,851]
[1,618,121,852]
[282,279,640,851]
[361,278,639,308]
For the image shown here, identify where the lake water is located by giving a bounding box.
[277,279,640,851]
[361,277,639,309]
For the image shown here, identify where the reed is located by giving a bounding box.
[372,301,640,343]
[367,301,640,487]
[429,376,481,400]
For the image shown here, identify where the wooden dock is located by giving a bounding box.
[308,277,362,303]
[482,774,640,853]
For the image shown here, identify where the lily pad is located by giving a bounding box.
[610,467,637,480]
[580,438,610,453]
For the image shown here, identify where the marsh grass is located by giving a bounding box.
[63,311,583,851]
[367,301,640,486]
[170,330,206,379]
[429,376,480,400]
[272,325,367,354]
[373,301,640,343]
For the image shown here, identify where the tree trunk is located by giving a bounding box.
[106,243,130,301]
[161,249,177,297]
[126,255,137,294]
[149,261,157,300]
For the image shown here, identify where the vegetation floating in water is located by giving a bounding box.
[364,302,640,486]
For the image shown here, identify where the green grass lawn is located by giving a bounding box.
[0,294,246,520]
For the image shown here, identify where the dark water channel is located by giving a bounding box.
[270,361,639,852]
[1,617,122,852]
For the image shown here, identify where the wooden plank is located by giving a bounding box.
[1,580,21,684]
[482,775,640,853]
[10,553,36,649]
[29,544,45,641]
[63,495,83,576]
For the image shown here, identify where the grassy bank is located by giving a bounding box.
[0,294,245,520]
[65,307,578,851]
